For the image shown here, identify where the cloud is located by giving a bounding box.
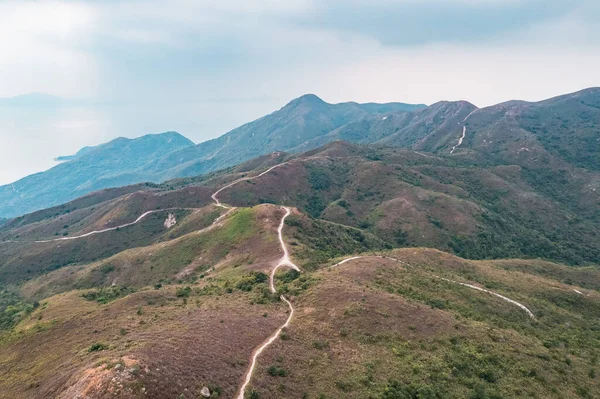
[0,1,99,97]
[286,0,586,46]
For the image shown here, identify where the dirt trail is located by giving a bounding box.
[269,207,301,292]
[450,109,478,154]
[330,255,536,320]
[210,154,361,209]
[209,164,300,399]
[0,207,202,244]
[211,162,291,209]
[235,207,298,399]
[435,276,536,319]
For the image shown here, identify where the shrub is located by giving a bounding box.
[88,342,108,352]
[100,264,115,274]
[81,286,135,304]
[176,286,192,298]
[313,340,329,350]
[267,365,288,377]
[236,272,268,292]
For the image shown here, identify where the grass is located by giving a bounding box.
[0,280,289,398]
[247,249,600,398]
[1,244,598,398]
[285,213,388,270]
[81,286,136,304]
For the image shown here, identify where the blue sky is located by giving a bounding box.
[0,0,599,184]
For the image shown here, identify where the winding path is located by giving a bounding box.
[329,255,536,320]
[0,207,201,244]
[211,162,291,209]
[450,108,478,154]
[269,207,301,292]
[434,276,536,319]
[207,165,300,399]
[206,161,302,398]
[235,207,299,399]
[1,159,295,244]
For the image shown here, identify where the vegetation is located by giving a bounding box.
[81,286,136,304]
[0,288,37,331]
[285,214,388,270]
[0,89,599,397]
[248,249,600,398]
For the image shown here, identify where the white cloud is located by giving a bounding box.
[0,1,98,97]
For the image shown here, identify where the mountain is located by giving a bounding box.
[153,95,426,179]
[1,87,598,220]
[0,132,194,218]
[0,95,424,218]
[0,141,598,398]
[291,100,477,152]
[456,87,600,170]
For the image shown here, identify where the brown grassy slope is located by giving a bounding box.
[19,205,285,300]
[249,249,600,398]
[0,285,288,399]
[0,184,152,232]
[0,206,228,285]
[0,184,216,241]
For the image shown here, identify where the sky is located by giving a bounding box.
[0,0,599,185]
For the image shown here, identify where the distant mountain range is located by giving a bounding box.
[0,88,598,218]
[0,96,424,217]
[0,133,194,218]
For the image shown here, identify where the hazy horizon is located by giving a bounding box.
[1,0,599,185]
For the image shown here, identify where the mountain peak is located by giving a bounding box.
[286,93,326,107]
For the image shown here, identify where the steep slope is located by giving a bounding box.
[156,95,425,179]
[0,132,195,218]
[292,100,476,153]
[452,87,600,170]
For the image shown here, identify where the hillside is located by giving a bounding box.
[153,95,425,180]
[0,132,195,218]
[457,87,600,170]
[0,96,424,219]
[0,89,599,398]
[0,161,598,397]
[215,141,600,266]
[2,87,598,220]
[1,139,598,283]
